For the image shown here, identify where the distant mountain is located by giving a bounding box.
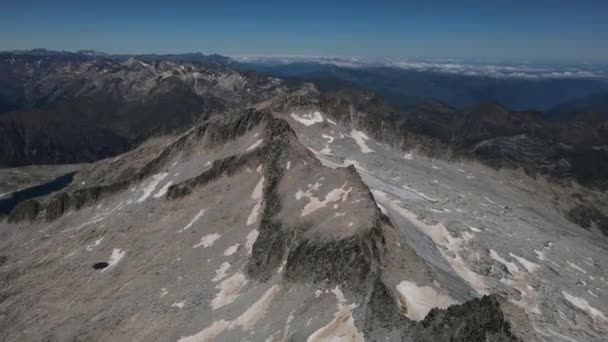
[546,91,608,121]
[3,49,234,66]
[2,76,608,342]
[238,61,608,111]
[1,50,607,188]
[0,52,281,166]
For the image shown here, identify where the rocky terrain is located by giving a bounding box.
[0,52,281,166]
[1,53,608,341]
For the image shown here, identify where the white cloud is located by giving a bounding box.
[236,56,606,79]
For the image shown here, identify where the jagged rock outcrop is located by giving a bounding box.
[0,107,536,341]
[410,295,520,342]
[567,204,608,236]
[7,199,41,223]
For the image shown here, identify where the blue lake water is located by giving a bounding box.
[0,172,77,216]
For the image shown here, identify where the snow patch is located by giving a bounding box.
[86,237,104,252]
[468,226,482,233]
[172,301,186,309]
[233,285,280,330]
[307,286,364,342]
[395,281,457,321]
[349,129,374,153]
[246,203,262,225]
[388,203,488,294]
[252,176,264,200]
[247,176,265,225]
[245,229,259,255]
[211,272,248,310]
[490,250,541,314]
[509,253,539,273]
[534,249,545,261]
[137,172,169,203]
[246,139,264,151]
[567,261,587,274]
[213,262,231,282]
[181,286,280,341]
[101,248,125,272]
[562,291,606,320]
[490,250,520,274]
[153,181,173,199]
[298,183,352,216]
[291,111,324,126]
[224,244,240,256]
[322,134,335,144]
[180,209,206,232]
[319,146,331,155]
[193,233,221,249]
[64,217,105,232]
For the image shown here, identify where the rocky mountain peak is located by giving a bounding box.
[1,53,607,341]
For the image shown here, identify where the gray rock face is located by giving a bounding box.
[1,65,607,341]
[0,54,284,166]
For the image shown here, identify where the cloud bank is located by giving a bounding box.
[235,56,608,80]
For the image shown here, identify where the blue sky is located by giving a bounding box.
[1,0,608,61]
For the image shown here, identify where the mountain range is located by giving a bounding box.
[0,50,607,341]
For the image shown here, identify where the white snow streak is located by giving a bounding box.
[509,253,539,273]
[562,291,606,320]
[490,250,521,274]
[388,203,488,294]
[245,229,259,255]
[252,176,264,200]
[153,181,173,199]
[211,272,248,310]
[101,248,126,272]
[247,176,265,225]
[137,172,169,203]
[298,183,352,216]
[85,237,104,252]
[193,233,220,249]
[180,209,206,232]
[172,301,186,309]
[567,261,587,274]
[212,262,231,282]
[349,129,374,153]
[247,203,262,225]
[224,244,240,256]
[307,286,365,342]
[233,285,280,330]
[395,281,457,321]
[291,111,324,126]
[246,139,264,151]
[180,286,280,342]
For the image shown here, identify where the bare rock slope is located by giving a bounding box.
[1,87,607,341]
